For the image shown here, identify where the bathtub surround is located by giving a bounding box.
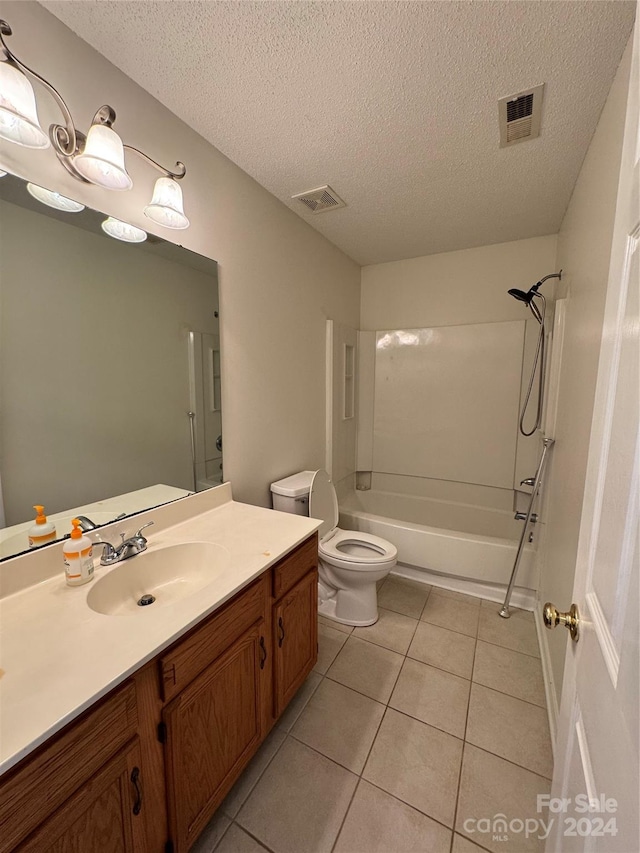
[0,1,361,509]
[359,234,558,514]
[371,320,526,490]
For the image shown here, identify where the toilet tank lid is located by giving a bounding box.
[270,470,315,497]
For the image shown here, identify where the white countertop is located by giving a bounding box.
[0,484,321,776]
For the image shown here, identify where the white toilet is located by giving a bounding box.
[270,470,397,626]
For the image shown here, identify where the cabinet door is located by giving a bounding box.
[273,569,318,717]
[17,738,146,853]
[163,620,267,853]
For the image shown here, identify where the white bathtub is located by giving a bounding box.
[339,489,536,591]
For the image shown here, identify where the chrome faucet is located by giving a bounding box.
[94,522,154,566]
[77,512,126,532]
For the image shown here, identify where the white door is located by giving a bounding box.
[547,12,639,853]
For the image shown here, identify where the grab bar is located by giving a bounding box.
[499,437,555,618]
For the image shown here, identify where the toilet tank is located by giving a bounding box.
[270,470,315,516]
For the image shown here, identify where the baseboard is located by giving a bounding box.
[533,602,559,755]
[391,562,537,611]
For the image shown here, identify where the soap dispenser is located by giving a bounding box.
[63,519,95,586]
[28,505,57,549]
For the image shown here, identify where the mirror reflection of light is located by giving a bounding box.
[376,329,437,349]
[26,182,85,212]
[101,216,147,243]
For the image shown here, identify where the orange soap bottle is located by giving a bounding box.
[27,505,57,549]
[63,519,95,587]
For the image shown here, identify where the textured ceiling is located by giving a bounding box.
[41,1,635,265]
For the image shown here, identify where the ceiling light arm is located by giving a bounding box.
[0,20,78,155]
[123,144,186,180]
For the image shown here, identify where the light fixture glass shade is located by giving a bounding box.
[0,61,50,149]
[144,177,189,229]
[0,170,7,178]
[27,182,85,212]
[101,216,147,243]
[73,124,133,190]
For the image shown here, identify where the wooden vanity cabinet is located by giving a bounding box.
[0,534,318,853]
[273,571,318,716]
[16,738,146,853]
[0,680,147,853]
[160,574,271,853]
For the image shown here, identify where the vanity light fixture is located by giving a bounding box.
[101,216,147,243]
[0,170,7,177]
[0,20,189,228]
[27,182,85,212]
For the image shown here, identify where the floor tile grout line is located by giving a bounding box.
[476,634,542,660]
[224,729,290,821]
[211,818,234,853]
[228,820,278,853]
[329,773,363,853]
[463,740,554,782]
[362,776,459,837]
[453,829,497,853]
[470,677,549,711]
[451,632,479,842]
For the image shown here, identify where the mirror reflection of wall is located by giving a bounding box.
[0,174,219,552]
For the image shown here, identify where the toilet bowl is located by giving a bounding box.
[270,470,397,627]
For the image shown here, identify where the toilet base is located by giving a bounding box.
[317,564,390,627]
[318,595,379,627]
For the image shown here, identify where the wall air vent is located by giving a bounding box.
[498,84,544,147]
[291,185,346,214]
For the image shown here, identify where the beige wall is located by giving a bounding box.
[359,235,558,512]
[539,38,633,697]
[361,235,558,331]
[0,1,360,508]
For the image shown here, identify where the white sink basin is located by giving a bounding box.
[86,542,230,615]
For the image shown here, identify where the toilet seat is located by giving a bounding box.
[310,470,397,569]
[320,529,397,566]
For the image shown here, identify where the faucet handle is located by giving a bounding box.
[520,477,536,487]
[135,521,154,538]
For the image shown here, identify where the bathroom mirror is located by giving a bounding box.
[0,172,221,560]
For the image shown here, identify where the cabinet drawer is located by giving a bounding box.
[0,680,138,853]
[160,573,268,702]
[272,535,318,600]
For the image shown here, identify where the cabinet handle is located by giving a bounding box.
[131,766,142,815]
[259,636,267,669]
[278,617,285,648]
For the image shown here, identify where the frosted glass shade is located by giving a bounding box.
[73,124,133,190]
[0,62,49,149]
[101,216,147,243]
[0,171,7,178]
[144,177,189,229]
[27,183,85,212]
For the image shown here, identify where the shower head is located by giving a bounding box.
[508,271,562,303]
[507,271,562,322]
[508,288,534,304]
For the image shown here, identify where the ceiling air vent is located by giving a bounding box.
[498,84,544,147]
[291,185,346,214]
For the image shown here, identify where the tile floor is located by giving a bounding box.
[193,576,553,853]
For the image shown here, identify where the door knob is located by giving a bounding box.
[543,602,580,642]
